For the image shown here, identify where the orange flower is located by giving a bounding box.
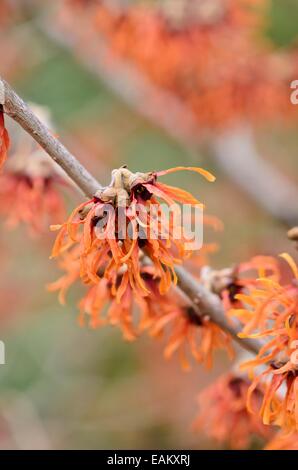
[49,165,218,343]
[81,0,297,128]
[223,255,280,313]
[231,254,298,432]
[47,244,81,305]
[49,252,233,364]
[0,0,16,27]
[49,248,151,340]
[50,166,215,297]
[0,104,67,235]
[0,173,66,235]
[193,373,273,449]
[49,254,158,341]
[122,271,234,369]
[78,266,157,341]
[146,299,234,370]
[0,106,9,169]
[0,143,66,235]
[265,431,298,450]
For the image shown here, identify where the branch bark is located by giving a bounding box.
[212,127,298,227]
[0,76,259,355]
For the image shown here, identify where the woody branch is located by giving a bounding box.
[0,76,260,355]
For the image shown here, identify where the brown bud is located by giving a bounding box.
[288,227,298,241]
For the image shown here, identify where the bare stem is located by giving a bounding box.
[0,76,260,355]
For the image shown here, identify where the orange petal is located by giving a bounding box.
[279,253,298,280]
[155,182,204,207]
[156,166,216,182]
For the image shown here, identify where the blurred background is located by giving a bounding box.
[0,0,298,449]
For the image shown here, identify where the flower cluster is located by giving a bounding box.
[222,255,280,312]
[193,372,273,449]
[50,165,214,293]
[48,166,235,366]
[61,0,298,128]
[49,249,234,366]
[230,253,298,433]
[142,281,234,370]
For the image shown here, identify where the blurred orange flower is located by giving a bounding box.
[231,254,298,432]
[146,297,234,370]
[86,0,297,128]
[265,431,298,450]
[223,255,280,313]
[193,372,273,449]
[49,252,234,364]
[0,143,66,235]
[0,173,66,235]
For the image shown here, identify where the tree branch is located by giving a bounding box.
[212,127,298,227]
[0,76,259,356]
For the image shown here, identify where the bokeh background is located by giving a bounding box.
[0,0,298,449]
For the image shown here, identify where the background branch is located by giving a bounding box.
[43,17,298,227]
[212,127,298,228]
[175,265,261,355]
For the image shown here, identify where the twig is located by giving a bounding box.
[0,75,258,355]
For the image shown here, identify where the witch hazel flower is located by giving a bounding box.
[49,257,156,341]
[230,253,298,432]
[193,372,274,449]
[49,165,216,341]
[144,291,234,370]
[50,165,215,297]
[223,255,280,315]
[0,104,67,235]
[49,251,234,362]
[265,431,298,450]
[49,252,161,341]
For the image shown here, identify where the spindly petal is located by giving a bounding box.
[156,166,216,182]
